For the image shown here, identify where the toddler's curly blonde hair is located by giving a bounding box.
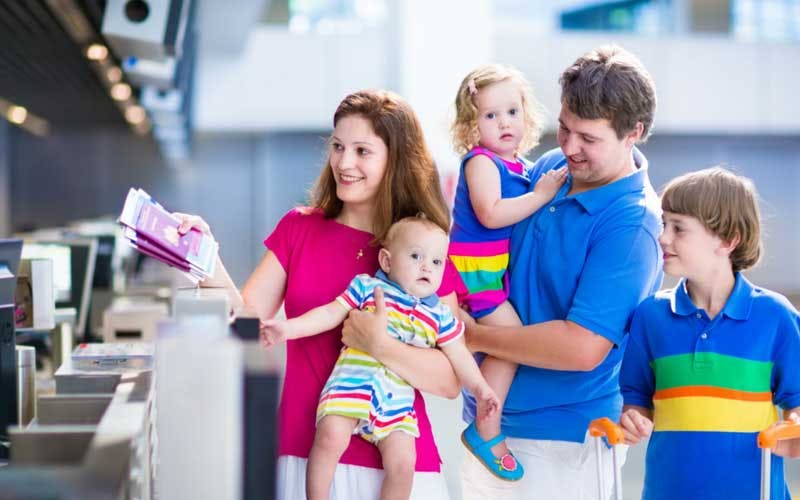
[451,64,545,157]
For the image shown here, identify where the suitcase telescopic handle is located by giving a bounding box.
[589,417,625,445]
[589,417,625,500]
[758,419,800,450]
[757,419,800,500]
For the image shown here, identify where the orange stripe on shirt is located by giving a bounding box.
[653,385,772,402]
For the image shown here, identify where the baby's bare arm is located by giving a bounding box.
[262,301,349,346]
[286,301,349,339]
[440,339,500,418]
[440,339,490,395]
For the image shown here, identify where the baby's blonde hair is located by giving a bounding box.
[382,215,448,250]
[451,63,545,157]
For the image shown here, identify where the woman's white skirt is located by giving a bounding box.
[277,455,451,500]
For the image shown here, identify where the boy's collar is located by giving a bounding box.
[375,269,440,307]
[670,273,753,320]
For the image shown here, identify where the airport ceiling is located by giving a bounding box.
[0,0,128,130]
[0,0,267,134]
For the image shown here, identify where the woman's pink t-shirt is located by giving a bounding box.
[265,208,448,472]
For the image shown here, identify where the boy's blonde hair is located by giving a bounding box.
[661,167,762,272]
[451,64,545,156]
[382,215,448,250]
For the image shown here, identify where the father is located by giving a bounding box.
[460,45,664,499]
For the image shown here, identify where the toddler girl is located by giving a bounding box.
[449,63,567,480]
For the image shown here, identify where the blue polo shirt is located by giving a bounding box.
[462,147,663,442]
[620,274,800,500]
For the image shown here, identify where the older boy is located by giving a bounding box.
[620,167,800,499]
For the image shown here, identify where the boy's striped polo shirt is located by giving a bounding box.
[621,273,800,500]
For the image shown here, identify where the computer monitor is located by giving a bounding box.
[82,233,116,341]
[21,239,96,341]
[68,219,129,294]
[92,234,115,291]
[22,221,125,339]
[21,243,72,302]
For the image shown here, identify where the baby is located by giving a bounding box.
[261,215,500,500]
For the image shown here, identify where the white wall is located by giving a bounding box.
[196,27,800,137]
[495,31,800,135]
[195,28,388,132]
[391,0,493,174]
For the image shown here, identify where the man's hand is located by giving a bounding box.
[457,308,481,352]
[620,406,653,445]
[341,286,389,356]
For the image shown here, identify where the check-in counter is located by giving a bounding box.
[4,353,154,498]
[0,297,281,500]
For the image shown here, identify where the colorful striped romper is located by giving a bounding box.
[317,270,464,443]
[449,146,532,318]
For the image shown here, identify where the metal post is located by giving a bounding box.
[612,446,623,500]
[596,437,605,498]
[761,448,771,500]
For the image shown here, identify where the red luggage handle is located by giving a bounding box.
[758,419,800,450]
[589,417,625,445]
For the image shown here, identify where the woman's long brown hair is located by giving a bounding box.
[311,89,451,244]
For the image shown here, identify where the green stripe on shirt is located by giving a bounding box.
[651,352,772,392]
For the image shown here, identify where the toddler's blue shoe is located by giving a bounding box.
[460,421,523,481]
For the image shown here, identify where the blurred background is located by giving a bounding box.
[0,0,798,498]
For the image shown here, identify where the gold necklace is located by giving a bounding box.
[336,214,369,260]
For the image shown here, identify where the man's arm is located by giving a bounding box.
[468,221,661,371]
[464,317,612,371]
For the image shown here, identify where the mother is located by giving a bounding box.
[179,89,459,499]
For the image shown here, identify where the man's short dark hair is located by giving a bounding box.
[559,45,656,141]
